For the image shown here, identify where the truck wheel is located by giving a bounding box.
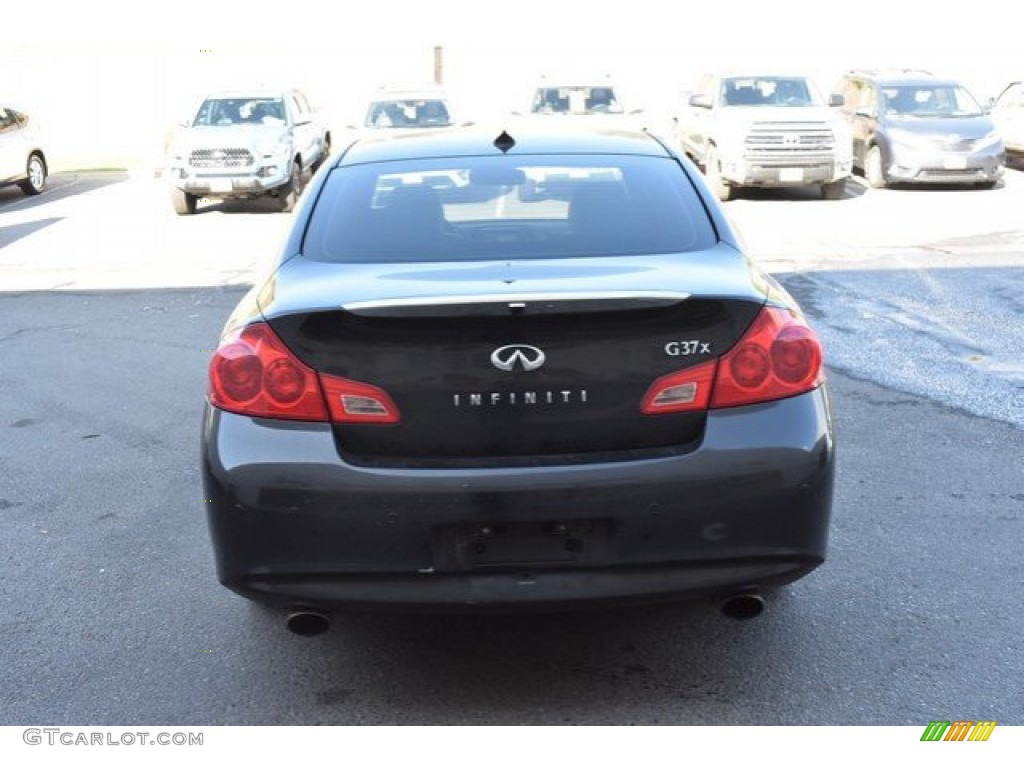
[171,187,197,215]
[280,160,303,213]
[311,136,330,173]
[705,147,733,202]
[821,179,846,200]
[19,153,47,195]
[865,146,887,189]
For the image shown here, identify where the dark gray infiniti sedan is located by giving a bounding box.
[201,126,834,634]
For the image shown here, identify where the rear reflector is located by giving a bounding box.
[641,360,716,415]
[321,376,401,424]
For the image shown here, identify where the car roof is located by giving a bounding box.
[845,70,957,86]
[201,89,294,99]
[534,82,619,88]
[336,125,671,166]
[873,77,960,87]
[715,73,812,80]
[370,91,449,102]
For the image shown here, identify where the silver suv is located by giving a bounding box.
[165,88,331,214]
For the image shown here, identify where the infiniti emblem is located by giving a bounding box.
[491,344,546,372]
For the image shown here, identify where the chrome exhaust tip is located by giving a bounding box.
[285,610,331,637]
[720,593,765,620]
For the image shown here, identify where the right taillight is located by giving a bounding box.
[711,306,823,408]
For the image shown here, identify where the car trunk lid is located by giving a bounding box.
[262,250,767,465]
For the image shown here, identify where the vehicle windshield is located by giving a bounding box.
[192,98,286,127]
[720,77,822,107]
[366,99,451,128]
[303,155,715,263]
[880,85,983,117]
[531,86,623,115]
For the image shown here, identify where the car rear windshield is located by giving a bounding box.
[531,86,623,115]
[302,154,715,263]
[366,99,451,128]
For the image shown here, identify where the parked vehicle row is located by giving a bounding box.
[152,70,1024,214]
[674,69,1014,199]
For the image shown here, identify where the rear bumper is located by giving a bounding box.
[236,559,820,611]
[201,388,835,609]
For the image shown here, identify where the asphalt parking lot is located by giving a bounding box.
[1,168,1022,725]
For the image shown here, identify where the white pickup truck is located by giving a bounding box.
[674,74,852,200]
[165,88,331,215]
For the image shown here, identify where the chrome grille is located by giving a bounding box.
[919,168,983,179]
[189,148,254,168]
[744,122,836,155]
[924,136,981,152]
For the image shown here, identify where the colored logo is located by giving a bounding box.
[920,721,996,742]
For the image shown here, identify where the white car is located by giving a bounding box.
[527,80,646,127]
[0,103,47,196]
[991,81,1024,155]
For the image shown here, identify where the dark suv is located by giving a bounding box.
[834,70,1004,188]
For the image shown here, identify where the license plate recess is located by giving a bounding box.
[434,520,611,570]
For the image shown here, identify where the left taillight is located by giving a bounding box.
[208,322,401,424]
[208,323,329,421]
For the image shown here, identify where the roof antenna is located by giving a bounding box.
[493,130,515,153]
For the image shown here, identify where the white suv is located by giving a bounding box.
[675,74,853,200]
[165,88,331,214]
